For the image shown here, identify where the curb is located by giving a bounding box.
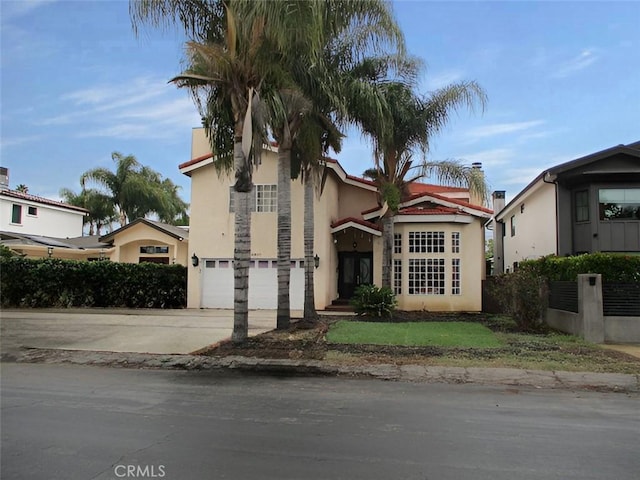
[4,347,639,393]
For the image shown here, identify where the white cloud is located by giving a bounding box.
[0,0,57,22]
[551,49,600,79]
[457,148,515,168]
[422,70,464,91]
[35,76,200,140]
[465,120,545,141]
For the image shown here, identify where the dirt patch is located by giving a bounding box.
[197,314,640,374]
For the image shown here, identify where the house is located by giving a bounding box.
[98,218,189,265]
[180,128,491,311]
[0,168,88,239]
[492,141,640,273]
[1,219,189,265]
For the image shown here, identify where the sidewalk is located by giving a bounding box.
[7,347,639,393]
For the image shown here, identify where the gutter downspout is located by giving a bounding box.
[542,171,559,256]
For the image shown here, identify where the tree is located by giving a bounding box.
[15,184,28,194]
[60,187,116,235]
[359,81,488,288]
[80,152,187,227]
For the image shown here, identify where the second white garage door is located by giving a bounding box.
[201,259,305,310]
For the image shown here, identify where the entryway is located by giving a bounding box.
[338,252,373,299]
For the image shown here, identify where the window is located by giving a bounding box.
[229,184,277,213]
[452,259,461,295]
[256,184,277,212]
[575,190,589,222]
[599,188,640,220]
[11,204,22,224]
[27,206,38,216]
[393,259,402,295]
[139,246,169,254]
[394,233,402,254]
[408,258,445,295]
[451,232,460,253]
[510,215,516,236]
[408,231,445,253]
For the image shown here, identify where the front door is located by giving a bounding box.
[338,252,373,299]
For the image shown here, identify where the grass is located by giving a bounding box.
[327,321,503,348]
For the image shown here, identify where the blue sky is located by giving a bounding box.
[2,0,639,210]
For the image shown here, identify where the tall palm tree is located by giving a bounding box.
[59,187,116,235]
[360,81,489,288]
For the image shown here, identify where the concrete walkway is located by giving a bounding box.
[601,344,640,359]
[1,308,289,355]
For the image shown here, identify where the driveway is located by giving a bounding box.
[0,309,287,355]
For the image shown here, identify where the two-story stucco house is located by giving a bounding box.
[492,141,640,273]
[181,128,492,311]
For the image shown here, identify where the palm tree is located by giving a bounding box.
[81,152,187,227]
[359,81,489,288]
[59,187,116,235]
[15,184,28,194]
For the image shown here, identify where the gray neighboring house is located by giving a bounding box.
[492,141,640,273]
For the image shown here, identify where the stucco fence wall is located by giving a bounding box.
[546,275,640,344]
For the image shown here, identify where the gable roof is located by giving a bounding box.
[494,140,640,219]
[0,189,89,214]
[0,231,108,250]
[330,217,382,236]
[99,218,188,242]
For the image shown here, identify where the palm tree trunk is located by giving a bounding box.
[381,214,394,289]
[232,141,251,343]
[276,146,291,330]
[303,169,318,321]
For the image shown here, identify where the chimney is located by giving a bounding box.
[0,167,8,191]
[492,190,506,214]
[471,162,482,170]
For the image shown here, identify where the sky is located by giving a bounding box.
[2,0,639,211]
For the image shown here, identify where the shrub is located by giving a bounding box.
[350,284,397,318]
[0,257,186,308]
[490,266,549,332]
[523,253,640,283]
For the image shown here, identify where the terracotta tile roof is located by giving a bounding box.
[178,152,213,170]
[404,191,493,215]
[0,189,89,214]
[361,205,382,215]
[330,217,381,231]
[322,158,378,187]
[406,183,468,194]
[398,206,468,216]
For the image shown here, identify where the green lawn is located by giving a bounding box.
[327,321,502,348]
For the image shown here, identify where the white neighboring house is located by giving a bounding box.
[491,141,640,273]
[0,177,88,238]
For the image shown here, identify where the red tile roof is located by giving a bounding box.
[398,205,468,216]
[406,183,468,195]
[178,152,213,170]
[331,217,381,231]
[0,189,89,214]
[404,191,493,215]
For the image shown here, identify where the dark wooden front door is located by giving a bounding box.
[338,252,373,299]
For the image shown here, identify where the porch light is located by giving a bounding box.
[314,254,320,269]
[191,253,199,267]
[47,246,53,258]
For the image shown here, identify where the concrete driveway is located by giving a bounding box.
[0,309,287,355]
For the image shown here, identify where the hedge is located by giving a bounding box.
[519,253,640,283]
[0,257,187,308]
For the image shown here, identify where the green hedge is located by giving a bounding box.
[519,253,640,282]
[0,257,187,308]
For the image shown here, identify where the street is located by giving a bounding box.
[2,363,639,480]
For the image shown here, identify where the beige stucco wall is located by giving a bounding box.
[500,181,557,271]
[393,219,485,311]
[110,223,188,265]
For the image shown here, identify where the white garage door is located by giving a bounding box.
[201,259,305,310]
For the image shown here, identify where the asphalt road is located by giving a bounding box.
[2,363,639,480]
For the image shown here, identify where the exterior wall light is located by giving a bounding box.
[191,253,199,267]
[314,254,320,269]
[47,246,53,258]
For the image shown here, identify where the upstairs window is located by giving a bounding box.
[599,188,640,220]
[27,206,38,216]
[394,233,402,254]
[11,204,22,224]
[510,215,516,236]
[575,190,589,222]
[408,231,445,253]
[229,184,277,213]
[451,232,460,253]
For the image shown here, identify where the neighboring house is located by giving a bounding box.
[99,218,189,265]
[1,218,189,265]
[0,187,88,239]
[180,128,491,311]
[492,141,640,273]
